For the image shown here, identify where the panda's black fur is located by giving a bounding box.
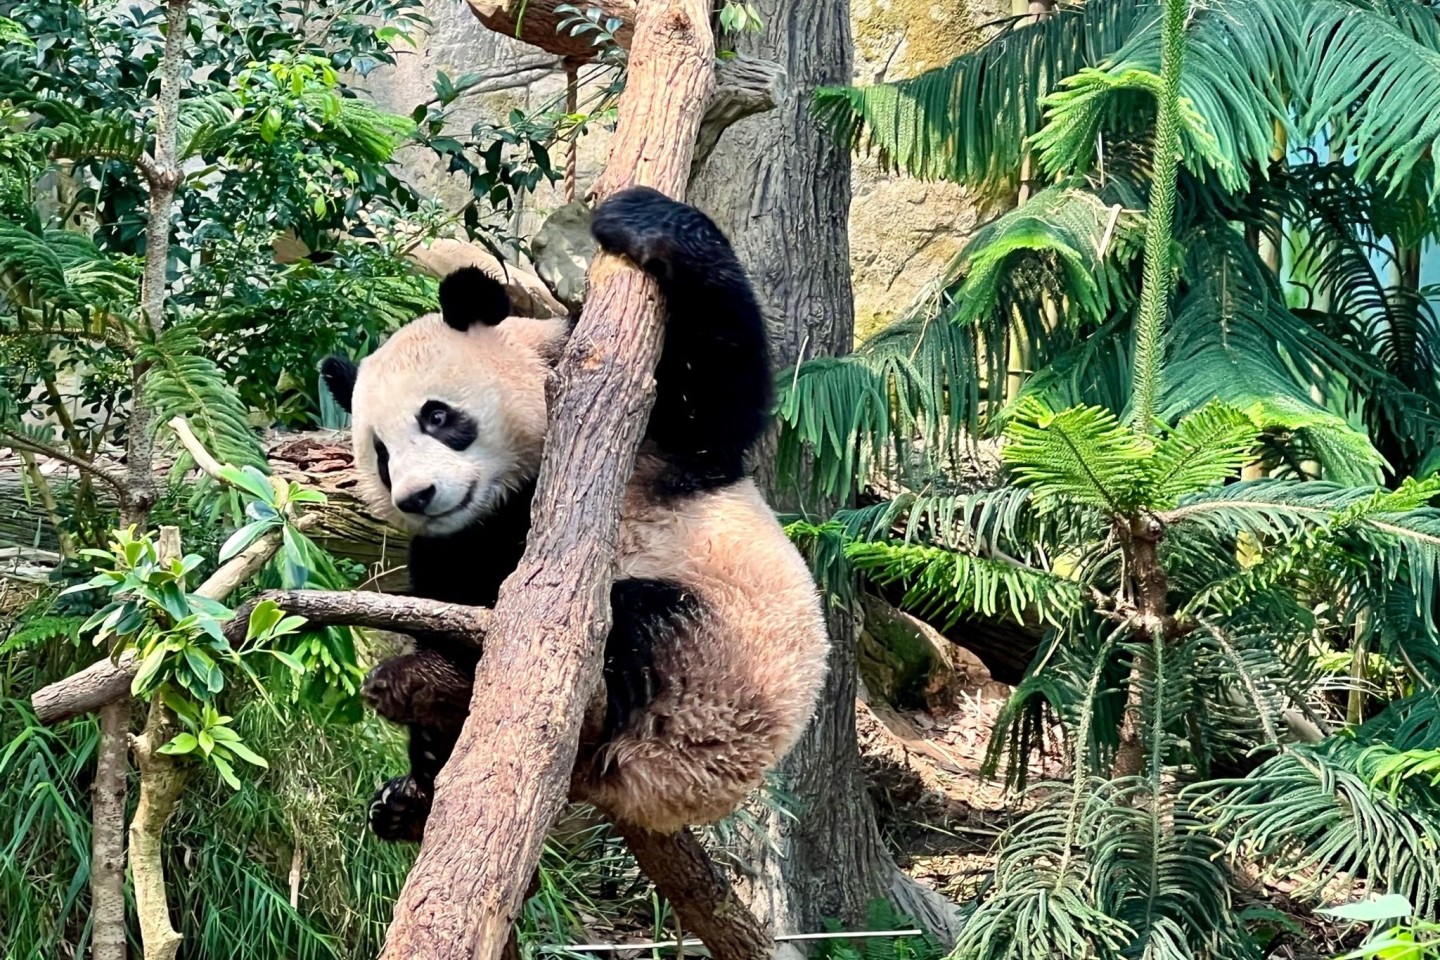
[322,187,827,841]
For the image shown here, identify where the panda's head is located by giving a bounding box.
[320,267,568,538]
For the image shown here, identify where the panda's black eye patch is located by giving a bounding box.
[373,435,392,490]
[418,400,477,451]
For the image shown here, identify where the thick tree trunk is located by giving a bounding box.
[377,5,718,958]
[689,0,961,945]
[90,701,130,960]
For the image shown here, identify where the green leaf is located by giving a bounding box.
[245,599,285,641]
[222,738,269,769]
[268,649,306,674]
[218,518,275,564]
[211,753,241,790]
[1318,895,1417,925]
[131,645,169,696]
[157,733,199,756]
[217,464,275,503]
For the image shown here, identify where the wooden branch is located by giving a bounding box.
[379,3,717,958]
[693,55,785,173]
[464,0,636,59]
[168,416,225,481]
[0,426,129,495]
[224,590,490,648]
[618,825,771,960]
[90,702,130,960]
[30,517,315,725]
[129,526,186,960]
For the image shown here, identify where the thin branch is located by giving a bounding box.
[168,416,226,480]
[0,426,129,494]
[224,590,490,647]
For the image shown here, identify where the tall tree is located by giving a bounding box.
[689,0,961,943]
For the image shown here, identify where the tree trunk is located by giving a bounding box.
[91,701,130,960]
[129,698,187,960]
[619,826,772,960]
[377,4,718,957]
[689,0,961,945]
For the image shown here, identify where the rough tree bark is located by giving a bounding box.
[377,4,723,958]
[688,0,963,944]
[90,701,130,960]
[619,826,770,960]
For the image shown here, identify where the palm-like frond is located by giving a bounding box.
[835,486,1076,563]
[1139,400,1258,507]
[1299,0,1440,198]
[845,540,1079,629]
[1192,741,1440,914]
[0,221,138,332]
[140,327,267,472]
[813,0,1149,199]
[1163,223,1387,484]
[945,182,1143,329]
[1003,399,1151,513]
[773,312,978,503]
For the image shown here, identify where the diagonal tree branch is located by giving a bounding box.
[377,3,728,957]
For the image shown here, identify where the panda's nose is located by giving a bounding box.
[396,485,437,515]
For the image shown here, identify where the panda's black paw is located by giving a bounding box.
[592,186,715,280]
[368,774,432,843]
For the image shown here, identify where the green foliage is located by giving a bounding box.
[1322,895,1440,959]
[813,900,947,960]
[790,3,1440,952]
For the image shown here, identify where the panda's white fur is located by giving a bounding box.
[327,187,831,836]
[350,313,564,538]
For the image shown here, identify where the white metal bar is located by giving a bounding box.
[539,928,925,953]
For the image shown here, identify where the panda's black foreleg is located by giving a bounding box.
[591,187,773,495]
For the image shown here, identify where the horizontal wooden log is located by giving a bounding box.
[225,590,490,648]
[464,0,636,60]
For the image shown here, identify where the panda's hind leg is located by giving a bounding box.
[362,649,474,842]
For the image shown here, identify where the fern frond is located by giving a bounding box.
[1141,401,1258,506]
[812,0,1148,199]
[1163,222,1387,484]
[140,327,266,472]
[1002,399,1151,513]
[773,310,979,503]
[945,183,1143,330]
[845,540,1080,629]
[1192,742,1440,914]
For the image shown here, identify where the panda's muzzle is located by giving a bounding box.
[396,485,437,515]
[399,481,477,524]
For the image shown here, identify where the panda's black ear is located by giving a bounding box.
[319,356,358,413]
[439,266,511,330]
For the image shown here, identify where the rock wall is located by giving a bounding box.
[363,0,1014,344]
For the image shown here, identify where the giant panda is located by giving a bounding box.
[319,187,830,840]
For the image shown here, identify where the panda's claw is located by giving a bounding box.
[368,774,431,843]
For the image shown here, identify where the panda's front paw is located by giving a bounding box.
[591,187,683,276]
[368,775,432,843]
